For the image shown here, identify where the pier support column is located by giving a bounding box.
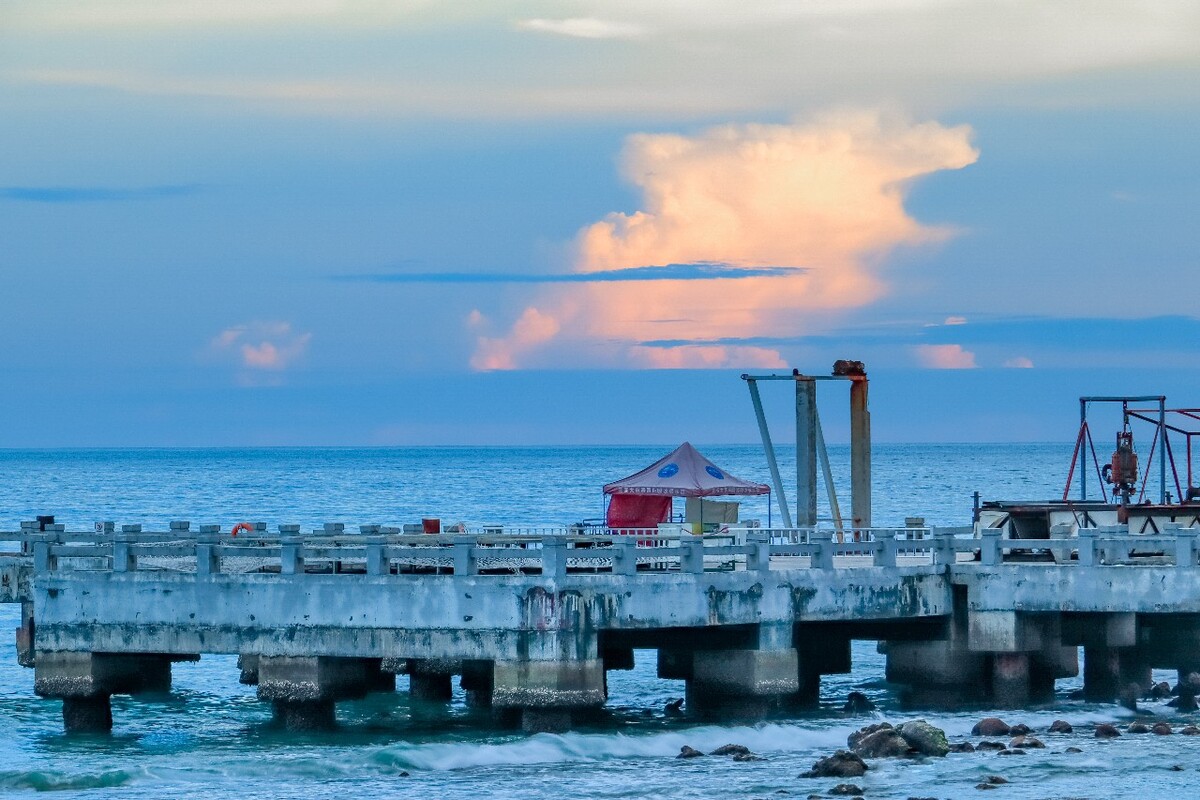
[364,658,396,693]
[408,659,459,701]
[992,653,1030,709]
[35,652,174,733]
[16,601,35,668]
[237,654,259,685]
[1083,646,1121,701]
[257,656,374,731]
[687,648,799,720]
[460,660,494,709]
[491,659,606,733]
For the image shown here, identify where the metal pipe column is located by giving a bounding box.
[795,376,818,528]
[747,379,793,528]
[850,375,871,530]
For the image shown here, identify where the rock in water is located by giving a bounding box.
[897,720,950,757]
[843,691,876,714]
[1049,719,1073,734]
[710,744,751,757]
[1008,736,1044,749]
[972,718,1011,736]
[1095,723,1121,738]
[1152,723,1174,735]
[984,776,1009,785]
[1150,681,1172,699]
[664,698,684,717]
[851,727,910,758]
[830,784,864,796]
[1180,725,1200,735]
[976,741,1007,751]
[1065,747,1084,753]
[1008,723,1032,736]
[949,741,976,753]
[1127,722,1151,734]
[800,750,869,779]
[1168,694,1198,711]
[677,745,705,759]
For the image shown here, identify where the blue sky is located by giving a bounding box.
[1,2,1198,445]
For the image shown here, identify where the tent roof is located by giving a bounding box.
[603,442,770,497]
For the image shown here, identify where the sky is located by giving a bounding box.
[1,1,1198,446]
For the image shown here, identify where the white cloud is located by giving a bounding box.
[210,321,312,378]
[943,315,967,325]
[471,111,977,370]
[915,343,977,369]
[517,17,645,40]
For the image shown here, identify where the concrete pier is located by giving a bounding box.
[10,522,1200,732]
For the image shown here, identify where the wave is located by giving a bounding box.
[0,768,139,792]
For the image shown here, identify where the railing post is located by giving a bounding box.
[873,531,897,568]
[114,524,140,572]
[453,538,476,576]
[1076,526,1098,566]
[19,521,37,556]
[980,528,1002,566]
[748,531,771,572]
[33,536,58,573]
[934,529,957,566]
[681,537,705,574]
[542,536,567,579]
[366,536,387,575]
[614,536,638,576]
[1172,524,1198,567]
[279,524,303,575]
[169,521,191,536]
[197,525,221,575]
[810,529,834,570]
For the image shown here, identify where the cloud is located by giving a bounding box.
[517,17,645,40]
[0,184,200,203]
[943,315,967,325]
[338,262,804,284]
[915,343,977,369]
[629,345,786,369]
[210,321,312,380]
[1004,356,1035,368]
[472,111,977,370]
[470,307,560,371]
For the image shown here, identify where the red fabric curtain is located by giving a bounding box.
[605,493,671,529]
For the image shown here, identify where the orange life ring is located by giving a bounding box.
[231,522,254,537]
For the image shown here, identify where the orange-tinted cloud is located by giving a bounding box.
[210,321,312,382]
[473,111,977,370]
[915,343,977,369]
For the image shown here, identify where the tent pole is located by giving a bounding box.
[747,378,793,528]
[815,407,844,538]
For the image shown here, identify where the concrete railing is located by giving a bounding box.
[7,521,1200,578]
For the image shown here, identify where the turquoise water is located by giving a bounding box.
[2,444,1195,799]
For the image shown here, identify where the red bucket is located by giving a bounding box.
[422,518,441,534]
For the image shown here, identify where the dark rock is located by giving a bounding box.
[998,748,1026,755]
[1127,722,1151,734]
[800,751,868,779]
[975,785,997,791]
[971,717,1011,736]
[1095,723,1121,738]
[949,741,976,753]
[1008,735,1044,749]
[984,776,1008,785]
[851,727,910,758]
[711,744,751,757]
[1152,722,1173,735]
[829,785,864,796]
[1181,725,1200,735]
[1150,681,1172,699]
[842,691,876,714]
[976,740,1007,751]
[1167,694,1198,711]
[677,745,705,759]
[664,698,684,717]
[848,722,893,749]
[1049,719,1073,734]
[1065,746,1083,753]
[399,771,410,777]
[733,753,766,762]
[1170,764,1185,771]
[897,719,950,757]
[1008,723,1032,736]
[1068,688,1086,700]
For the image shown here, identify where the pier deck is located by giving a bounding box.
[7,522,1200,732]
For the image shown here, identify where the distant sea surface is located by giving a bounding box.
[0,444,1186,799]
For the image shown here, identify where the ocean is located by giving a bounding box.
[0,444,1188,799]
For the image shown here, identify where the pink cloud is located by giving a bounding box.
[914,344,977,369]
[470,307,561,370]
[1004,356,1034,368]
[210,321,312,376]
[472,111,977,370]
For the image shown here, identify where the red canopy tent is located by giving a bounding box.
[603,442,770,528]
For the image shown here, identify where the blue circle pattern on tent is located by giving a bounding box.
[658,463,679,478]
[705,466,725,480]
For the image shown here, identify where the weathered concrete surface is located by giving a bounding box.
[954,565,1200,613]
[0,557,31,604]
[35,651,171,698]
[32,568,950,659]
[690,649,799,696]
[491,659,606,710]
[256,656,373,703]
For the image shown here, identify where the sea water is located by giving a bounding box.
[0,444,1191,799]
